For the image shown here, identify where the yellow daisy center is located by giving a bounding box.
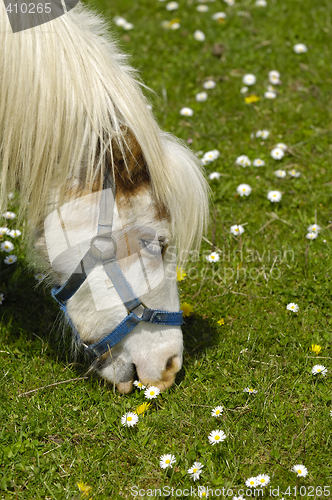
[150,391,155,395]
[165,459,170,464]
[216,410,220,414]
[317,368,321,372]
[250,481,255,485]
[298,469,302,473]
[193,468,198,473]
[127,416,132,421]
[242,188,246,191]
[260,479,265,483]
[214,435,220,440]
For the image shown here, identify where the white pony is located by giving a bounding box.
[0,2,209,393]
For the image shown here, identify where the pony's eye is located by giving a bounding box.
[140,239,162,256]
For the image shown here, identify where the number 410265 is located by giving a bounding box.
[6,3,52,14]
[283,486,330,496]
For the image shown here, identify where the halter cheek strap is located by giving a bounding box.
[51,174,183,359]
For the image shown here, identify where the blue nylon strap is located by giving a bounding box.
[86,308,184,357]
[103,259,142,312]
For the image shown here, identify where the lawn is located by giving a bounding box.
[1,0,332,498]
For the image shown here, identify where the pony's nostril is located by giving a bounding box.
[166,355,176,371]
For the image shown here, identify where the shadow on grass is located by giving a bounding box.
[175,314,221,386]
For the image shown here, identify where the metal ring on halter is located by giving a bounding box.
[89,234,117,262]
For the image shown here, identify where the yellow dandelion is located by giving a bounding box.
[135,402,151,415]
[77,482,92,497]
[244,95,260,104]
[176,267,187,281]
[181,302,194,317]
[217,318,225,326]
[311,344,322,355]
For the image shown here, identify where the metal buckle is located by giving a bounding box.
[89,234,117,263]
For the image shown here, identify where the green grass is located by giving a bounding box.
[1,0,332,498]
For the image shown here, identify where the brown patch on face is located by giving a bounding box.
[112,128,150,195]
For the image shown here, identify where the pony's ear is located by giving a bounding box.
[112,128,150,193]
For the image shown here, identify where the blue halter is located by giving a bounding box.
[51,174,183,359]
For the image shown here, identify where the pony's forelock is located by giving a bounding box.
[0,1,209,259]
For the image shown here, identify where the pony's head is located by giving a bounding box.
[0,3,209,392]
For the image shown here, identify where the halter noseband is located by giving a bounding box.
[51,174,183,359]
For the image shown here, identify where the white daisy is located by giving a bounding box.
[34,273,45,281]
[133,380,146,390]
[294,43,308,53]
[292,464,308,477]
[166,1,178,10]
[196,91,208,102]
[8,229,21,238]
[3,211,16,220]
[265,91,277,99]
[212,12,226,20]
[198,487,210,498]
[253,159,265,167]
[224,0,235,5]
[123,22,134,30]
[209,172,221,180]
[271,147,285,160]
[188,461,204,481]
[275,169,286,178]
[312,365,327,376]
[256,474,270,487]
[243,74,256,86]
[230,224,245,236]
[235,155,251,167]
[194,30,205,41]
[256,129,270,139]
[289,169,301,178]
[208,429,227,445]
[144,386,160,399]
[203,80,216,89]
[211,406,224,417]
[4,255,17,264]
[243,387,258,394]
[159,454,176,469]
[245,477,258,487]
[308,224,321,233]
[197,4,209,11]
[240,86,248,94]
[0,227,10,235]
[180,107,194,116]
[170,22,180,30]
[121,412,139,427]
[255,0,267,5]
[206,252,220,263]
[306,232,318,240]
[236,184,252,197]
[267,190,282,202]
[113,16,127,27]
[275,142,287,150]
[286,303,299,312]
[269,70,281,85]
[1,241,14,252]
[202,150,220,164]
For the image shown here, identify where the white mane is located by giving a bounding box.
[0,2,209,258]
